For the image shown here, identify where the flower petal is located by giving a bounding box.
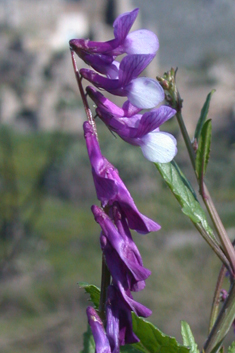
[124,29,159,55]
[140,131,177,163]
[87,307,111,353]
[80,68,120,91]
[119,54,155,86]
[113,8,139,43]
[136,106,176,137]
[126,77,164,109]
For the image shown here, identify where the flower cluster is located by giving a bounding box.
[70,8,177,164]
[70,7,177,353]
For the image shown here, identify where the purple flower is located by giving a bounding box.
[84,121,160,234]
[106,284,151,353]
[87,306,111,353]
[92,204,151,291]
[69,8,159,73]
[86,86,141,117]
[81,54,164,109]
[86,87,177,163]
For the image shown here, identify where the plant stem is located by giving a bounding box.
[194,224,230,273]
[70,50,98,137]
[99,254,111,322]
[204,280,235,353]
[175,110,235,273]
[208,265,227,333]
[175,102,235,353]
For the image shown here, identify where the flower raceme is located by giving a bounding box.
[86,86,177,163]
[71,8,178,353]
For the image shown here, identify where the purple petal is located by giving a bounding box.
[113,8,139,43]
[86,86,125,116]
[126,77,165,109]
[119,54,155,86]
[92,205,151,285]
[86,86,142,117]
[121,100,142,116]
[84,122,161,233]
[80,68,120,91]
[69,38,115,55]
[86,307,111,353]
[124,29,159,55]
[106,285,139,351]
[136,106,176,137]
[140,131,177,163]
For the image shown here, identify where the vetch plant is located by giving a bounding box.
[70,8,235,353]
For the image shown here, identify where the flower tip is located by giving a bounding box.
[69,38,83,51]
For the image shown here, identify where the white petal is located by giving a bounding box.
[126,77,164,109]
[124,30,159,55]
[140,131,177,163]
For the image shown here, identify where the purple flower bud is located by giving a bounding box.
[69,8,159,73]
[84,121,161,234]
[86,306,111,353]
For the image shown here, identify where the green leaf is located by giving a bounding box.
[155,161,215,238]
[228,341,235,353]
[81,326,95,353]
[129,314,189,353]
[172,161,198,201]
[181,321,199,353]
[194,89,215,141]
[195,119,212,180]
[79,282,100,309]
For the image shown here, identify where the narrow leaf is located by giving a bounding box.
[194,89,215,141]
[155,161,215,238]
[181,321,199,353]
[81,326,95,353]
[79,282,100,309]
[130,313,189,353]
[172,160,198,201]
[195,119,212,181]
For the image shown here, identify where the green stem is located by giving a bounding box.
[208,265,227,333]
[176,110,235,274]
[175,105,235,353]
[70,50,98,137]
[204,280,235,353]
[194,224,230,273]
[99,254,111,322]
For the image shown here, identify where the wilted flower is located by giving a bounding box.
[84,121,161,233]
[92,205,151,291]
[106,284,151,353]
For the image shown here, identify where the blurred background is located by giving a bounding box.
[0,0,235,352]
